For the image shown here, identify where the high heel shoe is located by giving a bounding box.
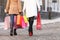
[10,30,13,36]
[10,33,13,36]
[14,32,17,35]
[29,32,33,36]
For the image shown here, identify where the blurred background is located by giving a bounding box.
[0,0,60,22]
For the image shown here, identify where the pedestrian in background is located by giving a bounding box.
[23,0,40,36]
[5,0,22,36]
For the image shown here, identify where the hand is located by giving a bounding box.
[19,12,23,16]
[4,9,8,13]
[4,9,7,13]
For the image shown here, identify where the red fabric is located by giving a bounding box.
[36,12,41,30]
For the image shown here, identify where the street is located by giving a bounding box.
[0,0,60,40]
[0,22,60,40]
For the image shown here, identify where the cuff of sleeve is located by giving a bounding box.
[4,9,7,13]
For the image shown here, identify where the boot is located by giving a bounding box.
[14,29,17,35]
[10,29,13,36]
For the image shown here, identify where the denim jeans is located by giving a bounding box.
[10,14,17,33]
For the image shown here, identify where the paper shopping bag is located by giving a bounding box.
[16,15,22,28]
[23,15,28,23]
[4,16,10,30]
[36,12,42,30]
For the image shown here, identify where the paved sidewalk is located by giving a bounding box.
[0,17,60,40]
[0,22,60,40]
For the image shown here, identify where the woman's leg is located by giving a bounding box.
[10,15,14,36]
[28,16,34,36]
[10,23,13,36]
[13,15,17,35]
[14,29,17,35]
[10,14,17,36]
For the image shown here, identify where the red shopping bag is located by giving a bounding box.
[36,12,41,30]
[4,16,10,30]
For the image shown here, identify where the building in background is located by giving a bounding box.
[0,0,60,22]
[42,0,60,13]
[0,0,6,22]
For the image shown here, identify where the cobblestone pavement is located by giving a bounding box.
[0,22,60,40]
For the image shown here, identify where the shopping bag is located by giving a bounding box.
[16,15,27,29]
[14,16,17,24]
[16,15,23,28]
[22,16,27,28]
[16,15,20,25]
[16,15,22,26]
[4,16,10,30]
[23,15,28,27]
[14,15,22,29]
[36,12,41,30]
[23,15,28,23]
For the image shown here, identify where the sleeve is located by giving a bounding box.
[36,0,40,11]
[5,0,10,13]
[21,0,24,2]
[18,0,22,12]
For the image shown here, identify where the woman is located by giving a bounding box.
[23,0,40,36]
[5,0,22,36]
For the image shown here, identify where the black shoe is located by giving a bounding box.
[10,30,13,36]
[14,32,17,35]
[14,29,17,35]
[10,33,13,36]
